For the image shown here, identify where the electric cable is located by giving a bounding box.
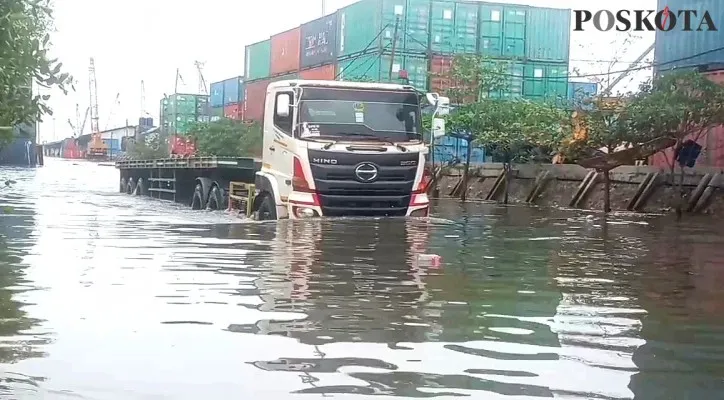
[398,28,724,82]
[334,23,392,79]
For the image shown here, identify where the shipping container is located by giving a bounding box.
[245,39,272,81]
[224,103,243,120]
[301,13,338,68]
[405,0,431,52]
[210,106,224,118]
[102,138,120,151]
[271,27,301,75]
[223,76,244,105]
[479,4,527,59]
[337,0,406,58]
[523,62,568,99]
[299,64,336,80]
[567,81,598,110]
[243,79,270,122]
[525,7,570,62]
[336,53,423,88]
[430,1,478,54]
[0,130,36,166]
[210,81,224,108]
[654,0,724,73]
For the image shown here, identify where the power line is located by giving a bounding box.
[334,23,391,79]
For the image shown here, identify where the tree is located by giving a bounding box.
[186,119,263,158]
[0,0,73,148]
[125,133,169,160]
[449,99,568,203]
[560,96,647,212]
[435,54,510,200]
[628,70,724,216]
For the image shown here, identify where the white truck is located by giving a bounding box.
[116,79,449,220]
[252,79,449,220]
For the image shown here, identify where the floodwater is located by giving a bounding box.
[0,159,723,399]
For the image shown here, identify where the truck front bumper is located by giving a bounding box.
[287,191,429,219]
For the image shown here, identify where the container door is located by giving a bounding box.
[479,5,503,57]
[405,0,430,52]
[430,1,455,53]
[454,2,478,54]
[503,7,526,58]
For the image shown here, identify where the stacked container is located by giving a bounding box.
[159,94,210,135]
[239,0,572,141]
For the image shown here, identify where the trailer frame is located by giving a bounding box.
[116,156,260,212]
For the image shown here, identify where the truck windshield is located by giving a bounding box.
[296,87,421,142]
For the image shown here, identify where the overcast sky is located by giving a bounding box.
[38,0,655,142]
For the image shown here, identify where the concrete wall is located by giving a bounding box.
[437,163,724,214]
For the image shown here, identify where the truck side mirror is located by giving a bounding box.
[276,93,291,117]
[432,118,445,138]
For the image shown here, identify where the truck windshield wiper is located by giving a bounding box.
[327,133,408,152]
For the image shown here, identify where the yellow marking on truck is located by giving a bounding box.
[273,139,288,148]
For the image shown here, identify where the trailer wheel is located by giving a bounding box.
[257,195,277,220]
[207,186,224,210]
[191,184,204,210]
[120,178,127,193]
[134,178,146,196]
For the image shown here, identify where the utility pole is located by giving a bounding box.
[388,16,400,81]
[321,0,326,16]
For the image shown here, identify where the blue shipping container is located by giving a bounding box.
[209,81,224,108]
[102,139,120,150]
[223,77,243,106]
[0,125,36,166]
[301,12,338,68]
[654,0,724,72]
[567,81,597,110]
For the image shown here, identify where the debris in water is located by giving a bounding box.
[416,253,442,268]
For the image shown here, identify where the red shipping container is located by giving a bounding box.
[650,70,724,169]
[243,79,270,122]
[271,27,301,76]
[224,103,242,120]
[299,64,335,80]
[429,55,475,103]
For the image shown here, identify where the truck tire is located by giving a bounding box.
[120,178,126,193]
[257,195,277,220]
[207,185,224,210]
[126,178,135,195]
[191,184,204,210]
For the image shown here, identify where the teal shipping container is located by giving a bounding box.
[245,39,272,80]
[337,0,413,58]
[337,53,428,90]
[522,62,568,99]
[430,1,478,54]
[479,4,526,59]
[525,7,570,62]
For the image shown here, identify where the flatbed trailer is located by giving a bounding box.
[116,156,260,213]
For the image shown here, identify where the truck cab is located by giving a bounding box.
[253,79,448,220]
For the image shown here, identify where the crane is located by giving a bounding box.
[104,92,121,130]
[140,80,150,116]
[194,60,208,95]
[67,103,90,137]
[87,57,108,159]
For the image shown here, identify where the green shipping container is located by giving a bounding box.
[245,39,272,80]
[337,53,427,90]
[430,1,478,54]
[522,62,568,99]
[337,0,421,58]
[525,7,570,62]
[480,4,527,59]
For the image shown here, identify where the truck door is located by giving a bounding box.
[265,90,295,203]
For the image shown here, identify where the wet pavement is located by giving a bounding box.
[0,158,723,399]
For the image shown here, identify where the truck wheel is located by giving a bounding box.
[257,195,277,220]
[191,184,204,210]
[126,178,135,194]
[120,178,127,193]
[207,186,224,210]
[134,178,146,196]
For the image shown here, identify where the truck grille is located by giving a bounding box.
[307,149,419,217]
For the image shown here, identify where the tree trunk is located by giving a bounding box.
[675,164,685,220]
[459,139,473,201]
[603,168,611,213]
[503,153,511,204]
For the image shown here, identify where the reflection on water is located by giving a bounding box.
[0,159,722,399]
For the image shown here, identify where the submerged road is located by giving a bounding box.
[0,158,723,399]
